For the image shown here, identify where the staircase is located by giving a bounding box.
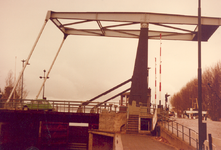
[67,143,87,150]
[126,115,139,134]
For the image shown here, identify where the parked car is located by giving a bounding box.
[23,99,53,111]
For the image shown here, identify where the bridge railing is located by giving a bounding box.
[0,99,121,114]
[139,106,156,116]
[158,115,199,149]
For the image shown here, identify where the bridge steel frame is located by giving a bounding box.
[5,11,221,149]
[7,11,221,102]
[7,11,221,103]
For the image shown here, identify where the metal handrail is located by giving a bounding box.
[139,106,155,116]
[0,99,121,114]
[158,115,199,149]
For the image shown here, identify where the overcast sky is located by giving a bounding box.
[0,0,221,106]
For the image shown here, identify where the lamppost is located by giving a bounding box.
[198,0,207,149]
[0,88,2,99]
[21,59,30,100]
[39,70,49,100]
[165,93,170,110]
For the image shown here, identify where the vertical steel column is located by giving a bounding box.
[36,34,68,99]
[198,0,203,149]
[129,23,149,106]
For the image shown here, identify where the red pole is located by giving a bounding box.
[159,34,162,105]
[155,57,157,107]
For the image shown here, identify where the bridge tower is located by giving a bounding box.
[128,23,150,110]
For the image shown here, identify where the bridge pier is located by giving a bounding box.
[0,119,40,149]
[0,110,99,149]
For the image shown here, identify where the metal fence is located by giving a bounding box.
[159,115,199,149]
[0,99,120,114]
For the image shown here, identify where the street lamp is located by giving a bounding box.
[0,88,2,99]
[39,70,49,100]
[21,59,30,100]
[197,0,207,149]
[165,93,170,110]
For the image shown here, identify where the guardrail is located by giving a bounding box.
[0,99,120,114]
[159,115,221,150]
[139,106,156,116]
[158,115,199,149]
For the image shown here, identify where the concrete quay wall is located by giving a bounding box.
[99,111,127,132]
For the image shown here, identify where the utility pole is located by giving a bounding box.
[198,0,205,149]
[14,56,17,100]
[39,70,49,100]
[21,59,30,100]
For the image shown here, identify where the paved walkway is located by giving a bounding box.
[118,133,177,150]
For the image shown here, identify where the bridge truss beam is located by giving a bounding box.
[48,11,221,41]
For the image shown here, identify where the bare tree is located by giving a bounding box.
[171,61,221,121]
[206,62,221,120]
[2,70,28,100]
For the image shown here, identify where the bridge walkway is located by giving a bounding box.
[119,133,177,150]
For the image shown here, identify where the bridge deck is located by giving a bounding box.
[0,110,99,124]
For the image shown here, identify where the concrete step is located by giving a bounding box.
[127,126,138,128]
[127,125,138,129]
[128,123,138,125]
[127,120,138,124]
[127,127,138,129]
[128,115,139,118]
[128,122,138,124]
[67,143,87,150]
[126,130,138,134]
[127,130,138,132]
[127,124,138,127]
[129,115,139,117]
[128,119,138,121]
[128,117,139,119]
[128,120,138,122]
[127,115,139,134]
[127,128,138,130]
[129,116,139,118]
[128,118,138,121]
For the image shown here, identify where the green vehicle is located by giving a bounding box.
[23,99,53,111]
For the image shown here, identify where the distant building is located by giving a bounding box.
[183,108,207,119]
